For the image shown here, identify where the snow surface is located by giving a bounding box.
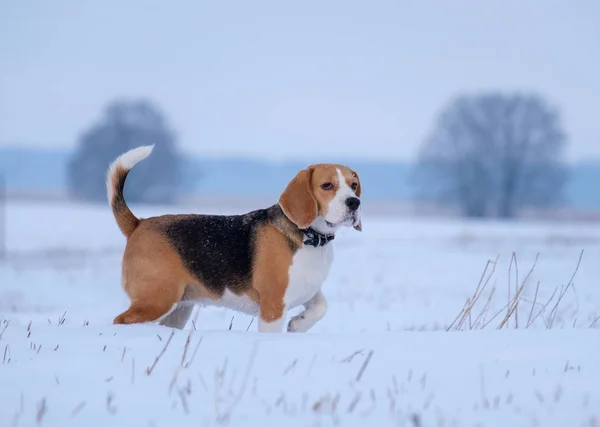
[1,200,599,426]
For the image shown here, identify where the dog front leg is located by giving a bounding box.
[258,297,286,333]
[258,305,286,332]
[287,290,328,333]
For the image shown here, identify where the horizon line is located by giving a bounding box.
[1,143,600,165]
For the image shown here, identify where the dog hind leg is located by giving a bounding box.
[159,288,197,329]
[114,275,186,326]
[159,303,194,329]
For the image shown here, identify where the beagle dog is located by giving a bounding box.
[107,145,362,332]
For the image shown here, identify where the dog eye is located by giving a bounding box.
[321,182,333,190]
[351,183,358,190]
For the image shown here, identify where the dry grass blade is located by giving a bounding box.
[178,389,190,415]
[71,401,86,418]
[508,252,519,328]
[106,393,117,415]
[169,340,192,394]
[283,359,298,375]
[526,281,541,327]
[410,413,422,427]
[445,299,469,332]
[482,303,509,329]
[527,286,559,328]
[447,255,499,331]
[589,315,600,329]
[545,284,568,328]
[58,311,67,326]
[340,349,364,363]
[180,334,192,367]
[355,350,374,382]
[546,250,584,328]
[3,344,10,364]
[0,320,9,340]
[565,249,584,290]
[183,309,202,369]
[498,253,539,329]
[131,358,135,385]
[36,398,47,425]
[146,330,175,376]
[170,311,201,393]
[472,286,496,328]
[217,341,260,423]
[347,393,362,413]
[184,337,203,369]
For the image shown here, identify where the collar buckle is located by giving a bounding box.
[302,227,335,247]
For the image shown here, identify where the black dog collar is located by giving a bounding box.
[302,227,335,247]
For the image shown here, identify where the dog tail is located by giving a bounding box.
[106,145,154,238]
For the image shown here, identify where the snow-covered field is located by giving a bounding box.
[1,200,599,427]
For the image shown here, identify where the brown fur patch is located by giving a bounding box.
[113,222,219,325]
[251,224,295,323]
[308,165,341,218]
[109,165,140,237]
[279,167,318,229]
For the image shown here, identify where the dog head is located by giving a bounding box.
[279,164,362,234]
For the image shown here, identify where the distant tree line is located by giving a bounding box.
[412,92,568,219]
[68,92,569,220]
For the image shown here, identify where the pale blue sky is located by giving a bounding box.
[1,0,599,161]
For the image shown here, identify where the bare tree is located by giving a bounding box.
[67,99,183,204]
[413,92,568,218]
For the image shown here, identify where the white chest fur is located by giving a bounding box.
[284,243,334,309]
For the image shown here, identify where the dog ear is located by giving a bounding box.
[279,167,318,229]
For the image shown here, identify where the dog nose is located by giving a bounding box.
[345,197,360,211]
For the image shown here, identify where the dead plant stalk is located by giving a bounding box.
[447,255,499,331]
[146,330,175,376]
[497,253,539,329]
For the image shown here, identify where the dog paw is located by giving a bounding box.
[287,314,306,333]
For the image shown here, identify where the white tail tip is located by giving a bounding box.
[106,145,155,203]
[110,145,154,173]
